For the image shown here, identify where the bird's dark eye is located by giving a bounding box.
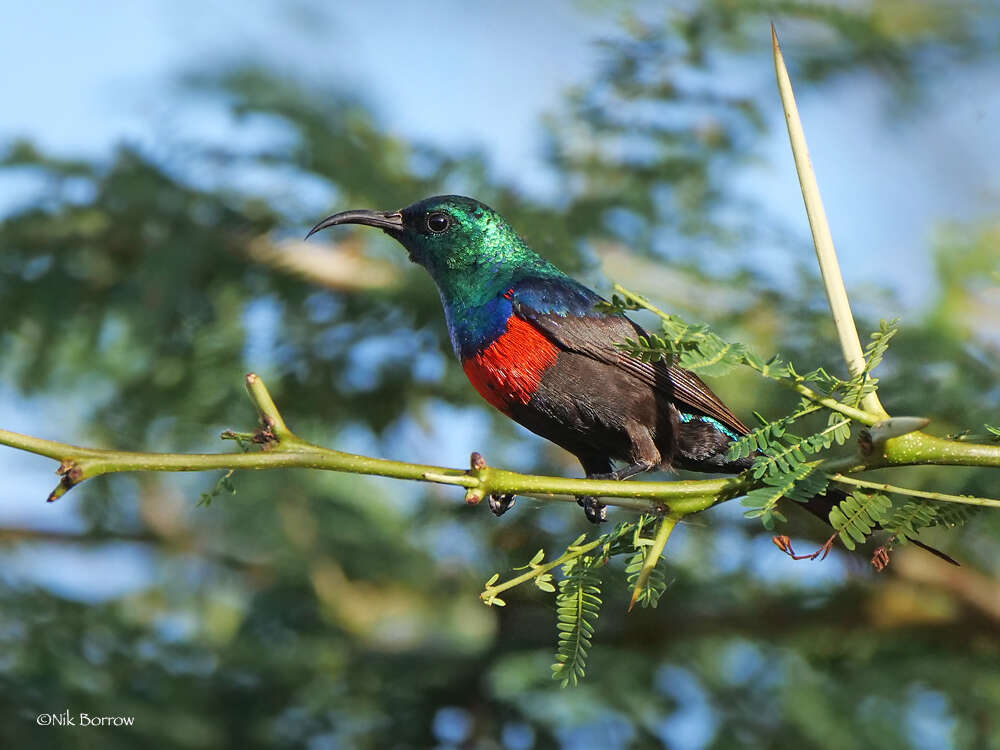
[426,212,451,234]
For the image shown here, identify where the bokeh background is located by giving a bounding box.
[1,1,999,748]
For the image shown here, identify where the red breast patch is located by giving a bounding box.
[462,316,560,415]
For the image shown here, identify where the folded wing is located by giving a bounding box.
[509,277,749,437]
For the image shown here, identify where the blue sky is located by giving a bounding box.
[2,1,997,303]
[0,1,603,191]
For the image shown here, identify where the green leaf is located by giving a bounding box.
[197,469,237,507]
[742,461,829,530]
[725,400,823,461]
[883,499,980,545]
[828,491,892,550]
[625,548,668,609]
[551,555,603,687]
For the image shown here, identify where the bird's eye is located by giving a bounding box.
[426,212,451,234]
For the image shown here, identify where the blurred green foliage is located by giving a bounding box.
[2,2,1000,748]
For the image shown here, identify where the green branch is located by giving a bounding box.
[4,367,996,514]
[0,373,745,513]
[627,513,680,611]
[480,534,606,606]
[829,474,1000,509]
[781,380,877,425]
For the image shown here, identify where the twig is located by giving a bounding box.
[829,474,1000,509]
[245,372,293,441]
[783,382,877,425]
[628,513,681,612]
[480,535,606,606]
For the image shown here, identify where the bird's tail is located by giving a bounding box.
[798,488,959,566]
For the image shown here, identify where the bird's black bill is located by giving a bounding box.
[305,209,404,239]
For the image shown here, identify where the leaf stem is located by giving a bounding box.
[829,473,1000,509]
[481,537,606,604]
[245,372,294,441]
[781,381,878,425]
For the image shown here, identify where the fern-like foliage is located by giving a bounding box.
[552,555,603,687]
[485,292,986,688]
[601,519,642,559]
[601,292,748,376]
[842,319,898,406]
[725,398,821,461]
[511,549,557,593]
[604,291,874,534]
[621,514,669,609]
[829,491,893,550]
[883,499,980,545]
[620,328,748,376]
[742,461,830,529]
[747,417,851,480]
[625,548,668,609]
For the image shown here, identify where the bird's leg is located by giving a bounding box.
[577,460,655,524]
[577,456,615,524]
[576,457,658,524]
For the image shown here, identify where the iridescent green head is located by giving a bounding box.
[307,195,563,305]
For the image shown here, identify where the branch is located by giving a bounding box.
[783,381,876,425]
[0,373,745,514]
[627,513,680,612]
[6,366,995,515]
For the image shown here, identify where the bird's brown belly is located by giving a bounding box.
[511,351,671,468]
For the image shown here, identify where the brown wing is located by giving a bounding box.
[515,306,750,437]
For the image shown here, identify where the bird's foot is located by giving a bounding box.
[575,461,653,523]
[488,493,517,517]
[576,495,607,524]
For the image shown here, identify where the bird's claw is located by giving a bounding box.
[488,493,516,517]
[577,461,652,523]
[576,495,607,524]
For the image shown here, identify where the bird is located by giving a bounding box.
[307,195,956,564]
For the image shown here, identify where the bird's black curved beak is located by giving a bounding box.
[305,209,404,239]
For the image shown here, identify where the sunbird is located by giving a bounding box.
[307,195,955,563]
